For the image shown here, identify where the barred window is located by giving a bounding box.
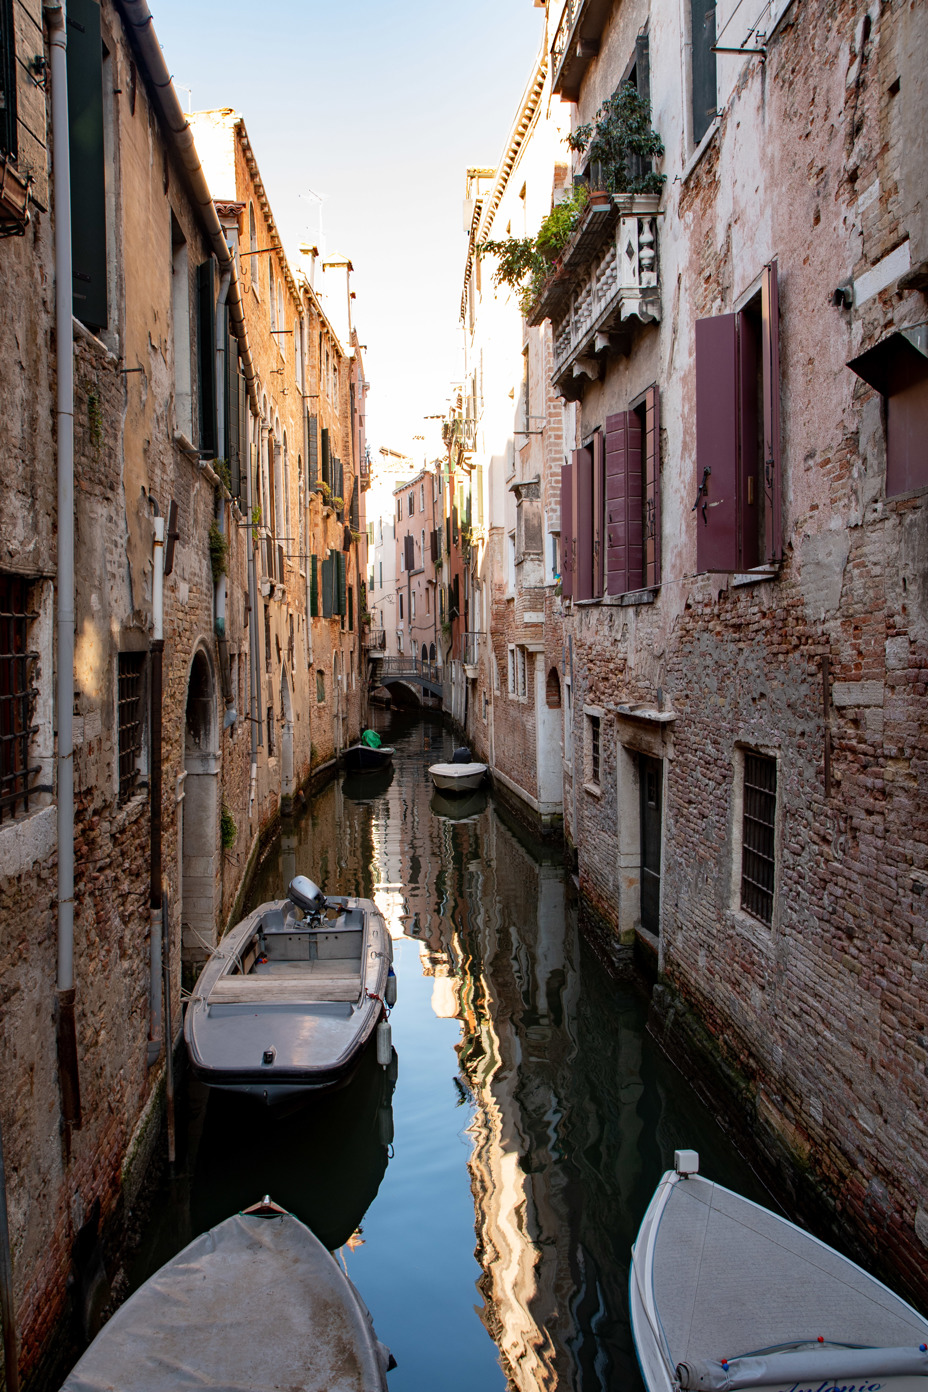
[589,714,601,785]
[117,652,145,802]
[0,575,40,823]
[741,752,777,923]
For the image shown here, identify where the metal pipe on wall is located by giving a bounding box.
[47,0,81,1128]
[148,514,165,1066]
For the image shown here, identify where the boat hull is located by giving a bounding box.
[428,761,487,793]
[343,743,395,773]
[630,1164,928,1392]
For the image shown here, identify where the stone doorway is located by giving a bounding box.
[181,647,219,964]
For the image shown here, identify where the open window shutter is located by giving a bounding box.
[636,31,651,105]
[644,387,661,587]
[605,412,642,595]
[321,555,334,617]
[336,552,347,615]
[336,457,344,505]
[695,314,739,572]
[761,260,782,561]
[308,414,318,487]
[348,584,353,631]
[690,0,717,145]
[349,486,359,531]
[572,445,594,601]
[452,574,460,618]
[560,461,573,599]
[430,528,440,562]
[67,0,107,330]
[310,555,318,617]
[226,323,242,499]
[197,258,218,455]
[591,430,605,598]
[738,311,761,571]
[321,428,331,488]
[404,534,415,572]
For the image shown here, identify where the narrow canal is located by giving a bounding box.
[131,709,769,1391]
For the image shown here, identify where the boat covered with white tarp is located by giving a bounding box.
[630,1150,928,1392]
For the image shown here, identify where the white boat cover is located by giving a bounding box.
[61,1211,390,1392]
[677,1344,928,1389]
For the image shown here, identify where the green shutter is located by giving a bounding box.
[336,551,347,616]
[197,258,217,455]
[67,0,107,330]
[308,413,318,486]
[321,554,334,617]
[321,428,331,489]
[310,555,318,616]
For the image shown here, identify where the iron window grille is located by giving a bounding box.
[590,714,601,784]
[117,651,146,802]
[741,752,777,924]
[0,575,39,822]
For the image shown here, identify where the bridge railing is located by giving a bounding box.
[380,655,444,685]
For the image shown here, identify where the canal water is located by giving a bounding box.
[131,708,768,1391]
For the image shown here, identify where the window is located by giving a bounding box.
[117,651,146,802]
[507,646,515,694]
[171,218,192,439]
[248,203,258,291]
[741,752,777,924]
[848,327,928,498]
[507,533,516,593]
[588,713,601,786]
[0,576,40,823]
[517,647,527,699]
[408,493,414,517]
[419,482,425,512]
[564,432,603,601]
[396,498,402,521]
[316,669,325,703]
[267,705,275,754]
[690,0,717,146]
[67,0,107,330]
[399,594,404,621]
[420,529,425,565]
[603,386,662,595]
[521,345,530,433]
[197,258,218,455]
[411,592,416,619]
[269,262,277,330]
[695,262,781,572]
[1,0,17,159]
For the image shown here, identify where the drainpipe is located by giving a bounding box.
[214,265,236,730]
[47,0,81,1129]
[148,512,164,1066]
[245,416,261,814]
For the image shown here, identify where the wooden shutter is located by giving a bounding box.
[761,260,782,561]
[430,528,440,562]
[404,534,415,572]
[738,310,761,571]
[307,413,318,487]
[67,0,107,330]
[197,258,217,455]
[644,386,661,587]
[321,428,331,488]
[348,584,353,631]
[605,413,643,595]
[591,430,605,598]
[0,0,17,158]
[321,554,334,617]
[336,552,347,615]
[572,445,594,601]
[695,314,739,572]
[560,461,573,599]
[349,486,359,531]
[310,555,318,617]
[690,0,717,145]
[226,324,242,499]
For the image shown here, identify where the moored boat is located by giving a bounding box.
[630,1150,928,1392]
[184,876,396,1105]
[428,746,487,794]
[60,1200,394,1391]
[343,742,395,773]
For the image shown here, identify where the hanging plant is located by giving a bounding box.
[567,85,665,195]
[478,184,589,315]
[220,802,237,850]
[208,520,228,585]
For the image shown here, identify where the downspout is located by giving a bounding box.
[148,512,165,1066]
[214,266,236,730]
[245,416,261,815]
[48,0,81,1129]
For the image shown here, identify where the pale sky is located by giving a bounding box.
[146,0,546,454]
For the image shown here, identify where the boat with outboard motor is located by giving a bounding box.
[184,877,397,1104]
[630,1149,928,1392]
[60,1198,395,1391]
[428,745,487,794]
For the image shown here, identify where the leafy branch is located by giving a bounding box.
[566,85,665,195]
[478,184,588,315]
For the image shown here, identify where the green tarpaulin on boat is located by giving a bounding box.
[360,729,382,749]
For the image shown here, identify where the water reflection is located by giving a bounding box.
[134,710,763,1392]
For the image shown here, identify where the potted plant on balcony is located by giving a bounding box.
[567,85,665,198]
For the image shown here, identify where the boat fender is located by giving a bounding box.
[376,1019,392,1067]
[385,966,397,1007]
[378,1104,394,1148]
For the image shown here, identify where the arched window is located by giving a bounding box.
[421,644,428,664]
[546,666,562,708]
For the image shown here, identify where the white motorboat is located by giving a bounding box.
[630,1150,928,1392]
[428,746,487,794]
[184,877,396,1105]
[61,1200,394,1391]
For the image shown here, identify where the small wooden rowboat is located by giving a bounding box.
[61,1200,394,1391]
[184,877,396,1105]
[630,1150,928,1392]
[342,742,395,773]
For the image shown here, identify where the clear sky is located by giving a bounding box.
[146,0,545,455]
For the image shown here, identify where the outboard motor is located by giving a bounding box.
[288,875,327,917]
[451,746,472,765]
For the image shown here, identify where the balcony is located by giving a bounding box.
[364,626,386,651]
[551,0,613,101]
[528,194,661,398]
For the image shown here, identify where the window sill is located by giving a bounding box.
[0,804,57,878]
[602,587,659,607]
[681,117,721,187]
[732,565,780,588]
[583,781,602,799]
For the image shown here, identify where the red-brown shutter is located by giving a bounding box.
[591,429,605,598]
[404,534,415,571]
[695,314,739,572]
[761,260,782,561]
[572,445,594,601]
[644,386,661,587]
[605,411,643,595]
[738,311,761,571]
[560,460,573,599]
